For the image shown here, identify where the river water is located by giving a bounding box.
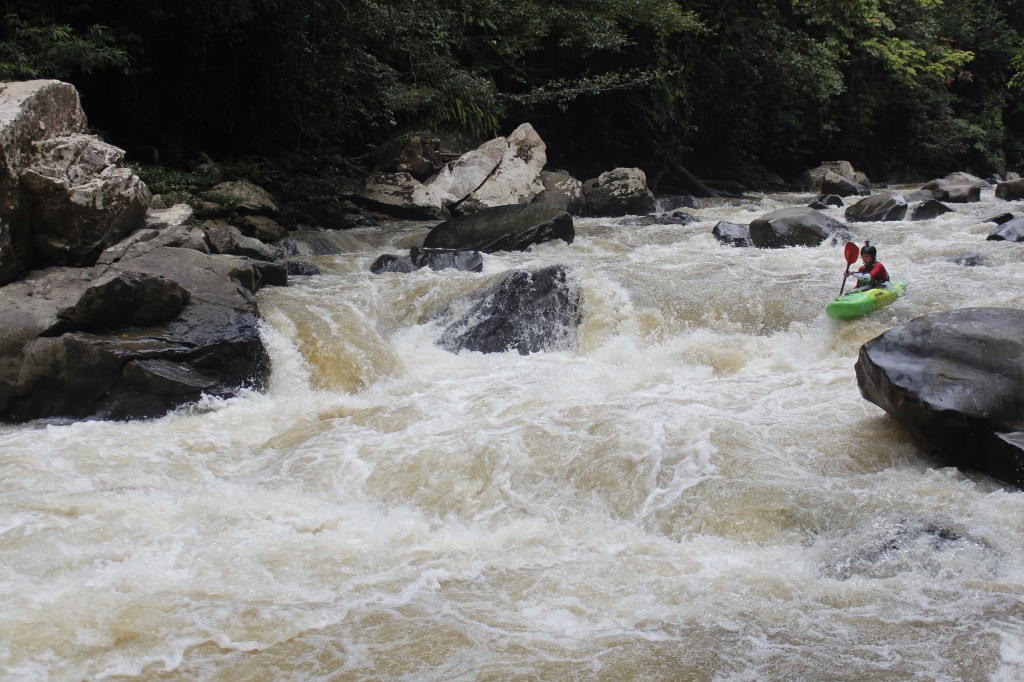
[2,191,1023,681]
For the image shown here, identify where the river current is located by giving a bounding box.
[2,190,1023,681]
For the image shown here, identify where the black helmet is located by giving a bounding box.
[861,241,877,257]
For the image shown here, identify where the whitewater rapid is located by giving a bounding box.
[1,191,1023,681]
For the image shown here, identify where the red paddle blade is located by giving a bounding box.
[844,241,860,264]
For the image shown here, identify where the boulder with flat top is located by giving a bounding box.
[749,207,846,248]
[422,203,573,253]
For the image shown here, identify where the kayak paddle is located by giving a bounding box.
[838,241,859,296]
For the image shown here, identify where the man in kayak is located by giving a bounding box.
[847,241,889,289]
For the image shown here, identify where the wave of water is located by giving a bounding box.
[2,191,1023,681]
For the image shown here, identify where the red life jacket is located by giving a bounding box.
[856,261,889,288]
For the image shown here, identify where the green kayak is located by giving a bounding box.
[826,280,907,320]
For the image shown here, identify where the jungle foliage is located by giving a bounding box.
[2,0,1022,181]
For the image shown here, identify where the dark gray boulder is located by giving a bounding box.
[921,179,981,203]
[57,271,190,330]
[855,307,1024,487]
[438,265,582,355]
[370,254,418,274]
[986,217,1024,242]
[808,194,844,209]
[846,192,908,222]
[657,195,702,212]
[285,260,321,276]
[911,200,953,221]
[1,246,270,422]
[532,170,586,215]
[712,221,752,247]
[369,132,441,181]
[821,171,869,197]
[422,203,573,253]
[205,222,284,261]
[947,252,984,267]
[984,213,1015,225]
[995,179,1024,201]
[619,211,697,227]
[410,247,483,272]
[749,207,844,248]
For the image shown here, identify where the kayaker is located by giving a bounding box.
[847,242,889,289]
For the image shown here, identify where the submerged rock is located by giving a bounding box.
[855,307,1024,487]
[947,252,985,267]
[438,265,582,355]
[410,247,483,272]
[369,254,418,274]
[749,207,845,248]
[619,211,697,227]
[422,203,573,253]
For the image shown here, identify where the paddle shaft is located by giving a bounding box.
[839,264,852,296]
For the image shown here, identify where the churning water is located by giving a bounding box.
[2,191,1023,681]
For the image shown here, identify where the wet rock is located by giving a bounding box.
[369,254,418,274]
[1,246,270,422]
[712,221,752,247]
[986,216,1024,242]
[808,194,844,209]
[943,171,989,188]
[422,203,573,253]
[533,169,586,215]
[457,124,547,214]
[995,179,1024,201]
[203,179,279,216]
[749,207,844,248]
[803,161,869,192]
[410,247,484,272]
[369,132,441,181]
[855,307,1024,487]
[424,137,506,208]
[58,271,190,329]
[205,222,283,261]
[845,192,908,222]
[657,195,702,212]
[983,213,1015,225]
[253,261,288,288]
[285,260,321,277]
[947,252,984,267]
[362,171,450,221]
[438,265,582,355]
[910,200,953,221]
[291,198,376,229]
[821,171,869,197]
[583,167,656,217]
[620,211,697,227]
[921,179,981,203]
[238,215,287,243]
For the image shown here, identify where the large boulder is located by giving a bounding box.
[583,167,656,217]
[712,221,752,247]
[437,265,582,355]
[803,161,869,192]
[749,207,845,248]
[821,171,869,197]
[457,123,547,214]
[422,203,573,253]
[942,172,988,188]
[910,200,953,221]
[986,217,1024,242]
[423,137,505,207]
[995,179,1024,201]
[845,192,908,222]
[0,81,153,283]
[855,308,1024,487]
[921,179,981,203]
[0,246,270,421]
[369,132,441,181]
[203,179,279,216]
[532,169,586,215]
[205,222,283,261]
[808,194,844,209]
[361,171,450,221]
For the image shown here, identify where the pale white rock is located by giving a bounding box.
[424,137,506,207]
[363,172,450,221]
[458,123,546,214]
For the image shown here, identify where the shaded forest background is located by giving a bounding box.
[3,0,1024,184]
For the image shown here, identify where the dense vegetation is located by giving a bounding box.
[3,0,1023,183]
